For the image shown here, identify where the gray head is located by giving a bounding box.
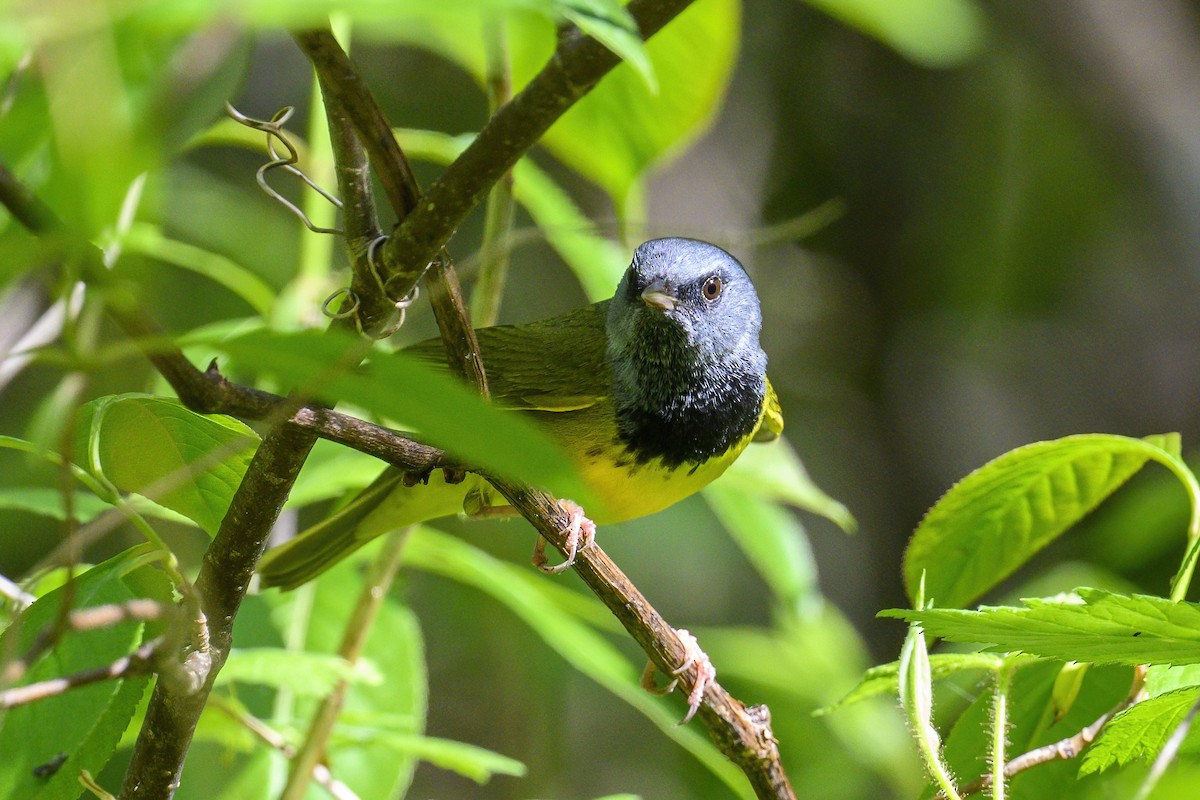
[606,238,768,466]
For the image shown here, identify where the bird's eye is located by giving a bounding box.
[702,275,722,301]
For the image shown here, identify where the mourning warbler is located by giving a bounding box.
[258,238,782,589]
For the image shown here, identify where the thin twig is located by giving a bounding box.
[208,696,361,800]
[0,637,161,710]
[425,255,490,397]
[946,665,1148,799]
[280,528,411,800]
[1,599,171,687]
[291,27,422,336]
[292,29,420,221]
[0,574,35,609]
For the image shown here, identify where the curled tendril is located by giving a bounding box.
[320,237,420,337]
[321,287,361,322]
[225,102,343,235]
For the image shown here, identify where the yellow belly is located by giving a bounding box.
[527,399,756,523]
[576,441,745,522]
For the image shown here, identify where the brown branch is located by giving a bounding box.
[946,665,1148,799]
[286,19,793,796]
[295,28,492,381]
[295,0,695,310]
[292,27,422,335]
[292,29,420,221]
[424,255,490,397]
[309,53,399,335]
[486,478,796,800]
[318,81,383,248]
[378,0,695,297]
[119,423,318,799]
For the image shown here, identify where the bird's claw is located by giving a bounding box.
[531,499,596,574]
[640,628,715,724]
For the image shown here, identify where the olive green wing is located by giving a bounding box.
[403,301,611,412]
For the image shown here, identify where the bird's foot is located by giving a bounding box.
[531,499,596,574]
[402,467,467,487]
[640,628,716,724]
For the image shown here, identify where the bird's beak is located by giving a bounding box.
[640,279,677,312]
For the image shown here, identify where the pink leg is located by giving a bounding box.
[531,499,597,574]
[639,628,716,724]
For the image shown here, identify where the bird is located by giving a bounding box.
[257,237,782,591]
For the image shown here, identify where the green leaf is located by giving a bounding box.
[75,394,260,536]
[342,731,525,784]
[402,526,753,799]
[704,482,821,614]
[801,0,986,67]
[559,1,654,89]
[286,440,384,508]
[395,127,628,302]
[1146,664,1200,697]
[266,539,427,800]
[885,589,1200,666]
[524,0,740,207]
[938,660,1133,794]
[1080,687,1200,775]
[717,438,856,533]
[215,648,381,696]
[818,653,1004,715]
[0,487,112,522]
[119,223,277,316]
[905,434,1176,609]
[0,546,170,800]
[207,327,593,506]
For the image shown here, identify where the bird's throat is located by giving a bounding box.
[610,332,765,470]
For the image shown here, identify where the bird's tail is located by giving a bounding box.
[257,469,412,591]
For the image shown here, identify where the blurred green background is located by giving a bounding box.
[4,1,1200,798]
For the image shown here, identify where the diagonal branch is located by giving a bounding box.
[119,423,318,799]
[379,0,694,297]
[487,478,796,800]
[1,600,172,687]
[296,0,695,319]
[0,638,162,710]
[208,696,361,800]
[279,528,410,800]
[276,15,794,797]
